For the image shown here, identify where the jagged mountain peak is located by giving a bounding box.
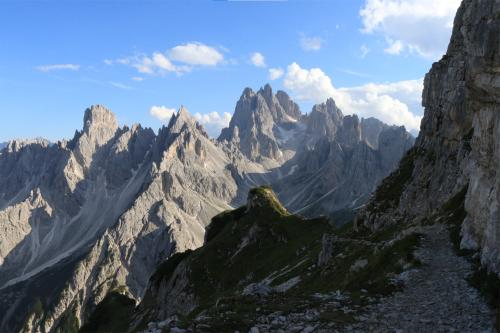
[218,84,303,161]
[167,105,199,135]
[83,104,118,134]
[311,98,342,119]
[305,97,344,141]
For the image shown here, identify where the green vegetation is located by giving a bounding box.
[299,224,421,297]
[187,188,329,305]
[79,291,136,333]
[153,187,421,330]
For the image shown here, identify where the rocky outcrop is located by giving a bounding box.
[357,0,500,275]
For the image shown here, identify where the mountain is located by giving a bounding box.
[219,87,415,221]
[0,142,6,150]
[83,186,424,332]
[272,100,414,220]
[0,91,412,331]
[357,0,500,276]
[86,186,494,332]
[0,105,266,332]
[353,0,500,327]
[58,0,500,331]
[219,84,302,163]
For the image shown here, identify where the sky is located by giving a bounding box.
[0,0,462,141]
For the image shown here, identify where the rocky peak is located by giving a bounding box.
[246,186,288,215]
[218,84,301,161]
[83,105,118,138]
[276,90,301,120]
[305,98,344,141]
[361,117,387,149]
[259,83,273,102]
[167,105,199,135]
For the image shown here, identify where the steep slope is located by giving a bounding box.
[354,0,500,327]
[87,187,436,332]
[357,0,500,276]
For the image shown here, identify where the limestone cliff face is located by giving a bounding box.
[358,0,500,274]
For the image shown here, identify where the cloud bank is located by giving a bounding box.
[360,0,461,59]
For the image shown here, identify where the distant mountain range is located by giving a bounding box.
[81,0,500,331]
[0,86,413,332]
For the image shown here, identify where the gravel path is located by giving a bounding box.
[352,224,496,333]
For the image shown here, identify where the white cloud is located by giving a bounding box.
[268,67,284,80]
[131,76,144,81]
[132,53,191,76]
[114,42,224,76]
[109,81,133,90]
[384,39,404,55]
[360,0,461,59]
[284,62,337,103]
[193,111,232,137]
[299,35,324,51]
[150,105,176,122]
[283,62,422,132]
[36,64,80,72]
[250,52,266,68]
[169,42,224,66]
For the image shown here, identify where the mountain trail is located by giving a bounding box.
[353,224,496,333]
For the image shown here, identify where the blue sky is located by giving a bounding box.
[0,0,461,141]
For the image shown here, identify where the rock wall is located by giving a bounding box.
[358,0,500,275]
